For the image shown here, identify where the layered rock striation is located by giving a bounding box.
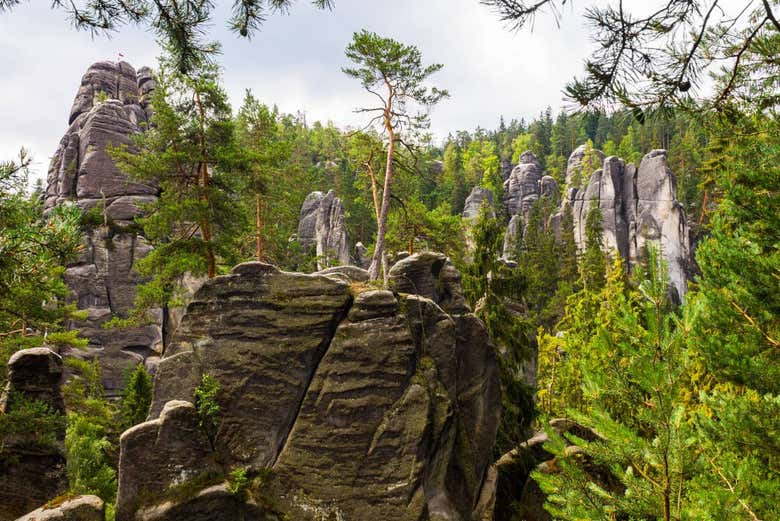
[296,190,351,270]
[117,254,501,521]
[44,61,162,394]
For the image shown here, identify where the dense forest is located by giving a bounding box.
[0,1,778,521]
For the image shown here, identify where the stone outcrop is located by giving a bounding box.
[116,255,501,521]
[568,149,690,297]
[0,348,67,521]
[44,61,162,395]
[501,146,690,297]
[504,151,545,219]
[565,143,605,188]
[16,495,105,521]
[297,190,351,270]
[501,155,560,259]
[463,186,494,222]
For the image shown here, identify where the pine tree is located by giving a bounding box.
[685,113,780,519]
[535,247,698,521]
[112,56,255,316]
[343,30,448,281]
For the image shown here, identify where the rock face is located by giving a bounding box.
[501,155,560,259]
[297,190,351,270]
[44,61,162,395]
[116,255,501,521]
[16,495,105,521]
[504,152,545,219]
[502,147,691,297]
[463,186,494,222]
[0,348,67,521]
[568,149,690,297]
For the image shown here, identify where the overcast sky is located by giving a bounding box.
[0,0,601,180]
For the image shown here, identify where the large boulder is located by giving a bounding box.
[116,257,501,521]
[16,495,105,521]
[296,190,351,270]
[44,61,163,395]
[0,348,67,521]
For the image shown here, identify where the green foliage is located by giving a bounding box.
[682,112,780,519]
[0,393,65,452]
[580,201,606,292]
[461,205,536,454]
[536,247,699,520]
[111,58,255,320]
[0,150,85,392]
[385,200,465,262]
[227,467,250,497]
[65,413,117,502]
[568,139,602,189]
[194,374,221,451]
[120,364,153,430]
[344,29,448,279]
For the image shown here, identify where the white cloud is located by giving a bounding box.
[0,0,598,181]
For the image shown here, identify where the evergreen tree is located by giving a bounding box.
[580,201,606,291]
[461,205,536,454]
[112,56,255,317]
[0,150,85,387]
[343,30,448,281]
[536,248,698,521]
[685,113,780,519]
[120,364,153,429]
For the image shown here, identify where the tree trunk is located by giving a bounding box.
[369,125,395,282]
[256,193,264,262]
[194,90,216,279]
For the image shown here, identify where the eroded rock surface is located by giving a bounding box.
[463,186,494,222]
[16,495,105,521]
[297,190,351,270]
[567,149,690,297]
[0,348,67,521]
[44,61,162,394]
[504,152,545,219]
[117,256,501,521]
[502,147,691,297]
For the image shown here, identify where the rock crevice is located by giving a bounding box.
[117,255,500,521]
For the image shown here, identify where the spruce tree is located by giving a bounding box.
[461,205,536,454]
[580,200,606,291]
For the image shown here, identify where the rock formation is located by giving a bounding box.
[504,151,546,219]
[296,190,351,270]
[463,186,495,222]
[44,61,162,394]
[501,153,560,259]
[116,254,501,521]
[16,495,105,521]
[0,348,67,521]
[568,149,690,298]
[501,146,690,297]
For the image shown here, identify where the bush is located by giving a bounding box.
[194,374,221,450]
